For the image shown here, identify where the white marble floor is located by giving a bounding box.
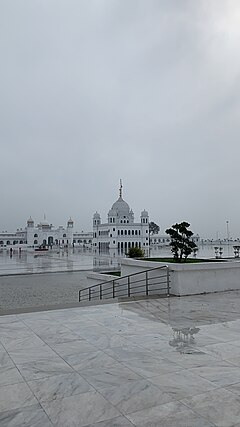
[2,291,240,426]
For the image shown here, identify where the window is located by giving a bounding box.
[113,240,115,244]
[121,230,123,235]
[132,230,134,235]
[135,230,138,235]
[118,230,120,235]
[125,230,127,235]
[34,233,38,238]
[128,230,130,235]
[113,228,115,231]
[63,234,66,237]
[34,240,38,245]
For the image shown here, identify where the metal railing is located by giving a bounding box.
[79,265,170,303]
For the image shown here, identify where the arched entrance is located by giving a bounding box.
[48,236,53,246]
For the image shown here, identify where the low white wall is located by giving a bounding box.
[87,272,116,287]
[121,258,240,296]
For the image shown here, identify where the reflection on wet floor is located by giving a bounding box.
[169,327,202,354]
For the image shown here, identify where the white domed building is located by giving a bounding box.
[93,183,149,253]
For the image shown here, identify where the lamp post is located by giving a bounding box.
[226,221,230,244]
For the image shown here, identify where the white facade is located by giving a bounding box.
[92,186,150,253]
[0,217,93,249]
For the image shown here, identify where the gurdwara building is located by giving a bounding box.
[92,184,149,253]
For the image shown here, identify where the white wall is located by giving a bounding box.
[121,259,240,296]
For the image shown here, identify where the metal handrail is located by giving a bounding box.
[79,264,170,303]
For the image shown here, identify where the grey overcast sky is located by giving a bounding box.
[1,1,240,239]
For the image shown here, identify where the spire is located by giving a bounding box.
[119,179,123,198]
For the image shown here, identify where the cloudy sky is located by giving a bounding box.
[1,0,240,239]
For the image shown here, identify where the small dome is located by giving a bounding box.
[27,216,34,223]
[141,209,148,217]
[68,217,74,223]
[93,211,100,218]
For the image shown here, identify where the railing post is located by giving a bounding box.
[146,271,149,296]
[100,284,102,300]
[79,290,81,302]
[89,288,91,301]
[113,280,115,298]
[166,266,170,297]
[128,276,131,297]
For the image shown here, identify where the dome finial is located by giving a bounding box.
[119,179,123,198]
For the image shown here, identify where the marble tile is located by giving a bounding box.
[0,349,14,368]
[2,334,46,352]
[80,364,142,390]
[99,379,173,415]
[121,355,183,378]
[42,390,121,427]
[0,382,37,412]
[104,345,155,362]
[148,369,217,400]
[181,388,240,427]
[8,345,60,364]
[17,358,74,381]
[226,381,240,397]
[0,404,53,427]
[84,416,134,427]
[0,365,24,386]
[49,339,97,357]
[65,350,117,370]
[28,372,93,402]
[189,360,240,386]
[126,400,214,427]
[166,350,219,368]
[203,342,240,360]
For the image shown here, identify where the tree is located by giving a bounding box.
[165,221,197,262]
[149,221,160,235]
[127,246,145,258]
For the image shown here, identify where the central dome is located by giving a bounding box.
[111,196,130,215]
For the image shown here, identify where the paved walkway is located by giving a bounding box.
[1,292,240,426]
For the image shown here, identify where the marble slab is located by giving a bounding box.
[65,350,117,370]
[0,404,53,427]
[16,358,74,381]
[0,365,25,387]
[0,382,37,412]
[120,355,183,378]
[48,339,97,357]
[28,372,94,402]
[84,416,134,426]
[126,400,215,427]
[80,364,142,390]
[42,390,121,427]
[99,378,173,415]
[148,369,217,400]
[189,360,240,387]
[181,388,240,427]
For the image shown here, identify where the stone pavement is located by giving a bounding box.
[1,291,240,426]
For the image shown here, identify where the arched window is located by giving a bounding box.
[34,234,38,238]
[34,240,38,245]
[63,234,66,238]
[7,241,10,245]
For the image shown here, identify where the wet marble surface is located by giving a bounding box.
[2,291,240,425]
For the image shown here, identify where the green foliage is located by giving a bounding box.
[149,221,160,235]
[127,246,145,258]
[165,221,197,262]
